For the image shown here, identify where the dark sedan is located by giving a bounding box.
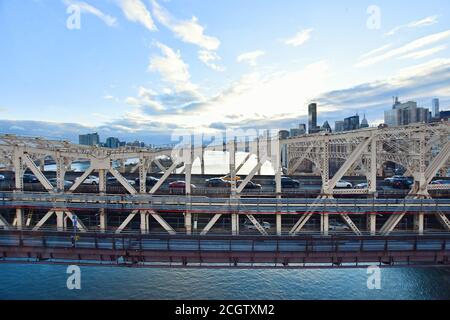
[23,174,39,183]
[169,181,196,190]
[392,177,414,189]
[238,180,262,190]
[135,176,160,187]
[205,178,231,188]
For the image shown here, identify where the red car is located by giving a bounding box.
[168,181,196,190]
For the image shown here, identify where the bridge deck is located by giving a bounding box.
[1,192,450,214]
[0,230,448,269]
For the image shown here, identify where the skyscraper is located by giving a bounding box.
[384,97,429,126]
[298,123,307,134]
[344,114,360,131]
[308,103,318,134]
[334,121,344,132]
[432,98,440,118]
[79,132,100,146]
[106,137,121,148]
[360,114,369,128]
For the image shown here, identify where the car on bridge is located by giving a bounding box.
[23,173,39,183]
[271,176,301,188]
[48,178,74,188]
[335,180,353,188]
[237,180,262,190]
[76,175,99,185]
[169,181,196,191]
[0,174,5,181]
[329,221,350,231]
[205,178,231,188]
[384,175,406,185]
[135,176,160,187]
[431,180,450,185]
[355,182,368,189]
[243,219,271,230]
[392,177,414,189]
[107,176,136,186]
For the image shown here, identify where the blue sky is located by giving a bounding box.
[0,0,449,144]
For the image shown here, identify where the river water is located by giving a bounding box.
[0,264,449,300]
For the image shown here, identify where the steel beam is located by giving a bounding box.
[23,154,54,192]
[15,209,24,230]
[236,161,264,193]
[69,166,94,192]
[246,214,268,235]
[33,210,55,231]
[327,137,373,192]
[149,161,179,194]
[109,168,137,195]
[288,146,313,175]
[236,153,251,174]
[65,211,88,232]
[0,214,10,230]
[200,214,222,236]
[149,211,176,235]
[140,211,150,234]
[115,210,138,234]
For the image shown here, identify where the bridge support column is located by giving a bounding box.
[56,211,65,231]
[368,213,377,235]
[321,213,329,236]
[56,155,67,193]
[98,169,107,194]
[276,214,282,236]
[140,211,149,234]
[185,212,192,235]
[15,209,24,230]
[414,212,424,235]
[138,157,148,194]
[231,214,239,235]
[99,209,107,232]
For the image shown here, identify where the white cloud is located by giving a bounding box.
[355,29,450,67]
[237,50,265,66]
[285,28,313,47]
[359,44,392,59]
[151,0,220,51]
[148,42,199,94]
[116,0,156,31]
[147,60,332,131]
[198,50,225,71]
[125,87,165,111]
[63,0,117,26]
[386,15,438,36]
[399,45,447,60]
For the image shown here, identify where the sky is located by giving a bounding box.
[0,0,449,144]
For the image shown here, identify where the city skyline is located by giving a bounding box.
[1,0,450,144]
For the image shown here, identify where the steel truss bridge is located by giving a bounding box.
[0,122,449,268]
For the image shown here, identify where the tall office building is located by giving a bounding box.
[298,123,307,135]
[308,103,319,134]
[79,132,100,146]
[384,97,429,127]
[344,114,360,131]
[334,121,345,132]
[432,98,440,118]
[290,128,302,137]
[360,114,369,128]
[105,137,121,148]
